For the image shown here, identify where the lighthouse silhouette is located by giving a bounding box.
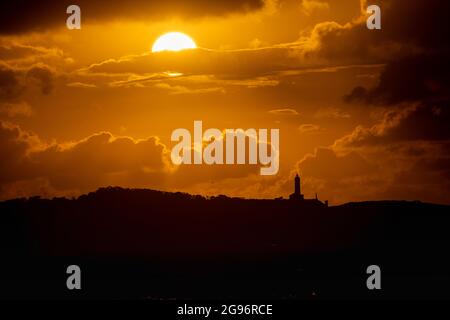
[288,173,328,207]
[295,174,301,195]
[289,173,304,201]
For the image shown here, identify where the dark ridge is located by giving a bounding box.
[1,186,449,299]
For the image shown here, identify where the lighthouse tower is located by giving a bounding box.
[295,174,301,195]
[289,173,304,200]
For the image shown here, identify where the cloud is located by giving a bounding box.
[0,64,24,102]
[1,0,449,205]
[332,1,450,205]
[0,63,56,104]
[81,48,380,90]
[0,121,172,197]
[0,42,64,63]
[335,102,450,148]
[314,107,350,119]
[300,0,450,67]
[0,121,262,199]
[26,64,55,94]
[66,82,97,88]
[298,147,376,181]
[0,0,265,34]
[366,0,450,50]
[102,70,279,92]
[288,147,380,203]
[76,46,383,99]
[322,99,450,204]
[73,0,450,89]
[30,132,171,190]
[84,47,302,80]
[291,141,450,205]
[344,54,450,105]
[298,123,322,134]
[301,0,330,16]
[77,0,450,90]
[0,101,33,117]
[268,108,299,116]
[0,122,38,185]
[154,82,225,95]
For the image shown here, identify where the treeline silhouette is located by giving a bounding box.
[1,186,448,257]
[1,187,450,299]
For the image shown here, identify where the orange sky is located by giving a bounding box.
[1,0,449,204]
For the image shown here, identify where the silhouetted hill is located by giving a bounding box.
[1,186,450,299]
[1,186,449,257]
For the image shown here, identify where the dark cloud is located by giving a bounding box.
[0,122,35,184]
[344,54,450,105]
[0,0,265,34]
[310,0,450,64]
[26,65,55,94]
[410,157,450,177]
[338,0,450,152]
[372,0,450,50]
[0,63,56,106]
[86,47,299,81]
[328,100,450,203]
[336,102,450,148]
[0,44,47,61]
[293,139,450,204]
[338,1,450,106]
[0,65,24,102]
[376,146,450,204]
[0,42,64,64]
[379,103,450,142]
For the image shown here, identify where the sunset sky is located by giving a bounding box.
[0,0,449,204]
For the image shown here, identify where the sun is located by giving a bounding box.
[152,32,197,53]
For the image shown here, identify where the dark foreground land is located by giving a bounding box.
[0,187,449,300]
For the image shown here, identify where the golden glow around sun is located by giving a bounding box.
[151,32,197,52]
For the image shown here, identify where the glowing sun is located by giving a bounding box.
[152,32,197,52]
